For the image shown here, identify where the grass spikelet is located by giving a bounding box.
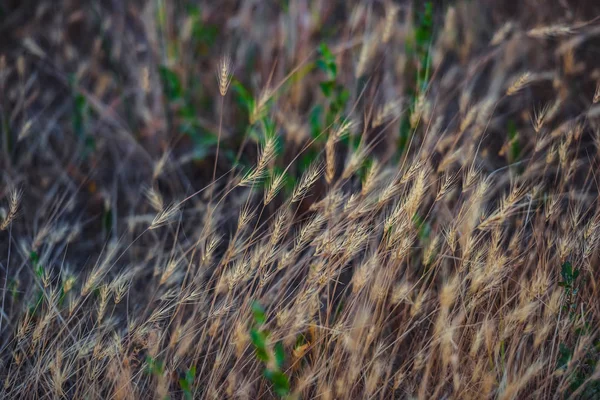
[356,35,376,78]
[436,172,458,201]
[460,106,478,132]
[292,161,322,202]
[150,201,180,229]
[217,54,233,96]
[342,146,368,179]
[410,93,428,128]
[325,135,336,184]
[373,99,401,128]
[143,186,164,213]
[490,21,514,45]
[507,72,532,96]
[531,102,551,133]
[382,4,399,43]
[264,170,286,205]
[153,151,169,180]
[1,188,22,231]
[527,25,574,38]
[424,235,440,266]
[96,284,110,323]
[159,257,181,285]
[239,135,277,186]
[237,204,253,232]
[202,235,221,266]
[361,160,380,196]
[226,257,250,291]
[463,164,480,191]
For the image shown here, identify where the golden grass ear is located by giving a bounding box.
[506,72,532,96]
[292,161,323,203]
[0,188,21,231]
[217,55,233,97]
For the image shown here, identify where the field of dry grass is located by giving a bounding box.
[1,1,600,399]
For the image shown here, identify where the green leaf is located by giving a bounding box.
[30,251,39,266]
[274,342,285,369]
[102,206,113,237]
[557,342,572,369]
[261,117,277,141]
[159,66,183,102]
[233,80,255,113]
[309,105,324,139]
[318,43,334,62]
[251,301,267,325]
[250,329,270,362]
[145,355,164,376]
[319,80,336,97]
[9,279,18,300]
[315,59,329,74]
[179,366,196,400]
[317,43,337,78]
[264,369,290,396]
[561,261,573,284]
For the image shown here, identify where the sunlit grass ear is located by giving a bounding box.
[0,188,22,231]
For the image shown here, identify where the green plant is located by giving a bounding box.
[558,260,579,317]
[250,301,291,397]
[159,65,219,160]
[398,1,434,158]
[179,366,196,400]
[145,355,165,376]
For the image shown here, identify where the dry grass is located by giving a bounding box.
[1,1,600,399]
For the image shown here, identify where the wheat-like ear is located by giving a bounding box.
[239,136,277,186]
[373,99,401,128]
[264,170,286,205]
[1,188,22,230]
[410,94,428,128]
[202,235,222,266]
[17,119,33,142]
[530,102,551,133]
[217,55,233,96]
[325,135,336,184]
[490,21,514,45]
[236,204,254,232]
[356,35,377,78]
[150,202,180,230]
[270,205,289,239]
[382,4,399,43]
[153,151,170,180]
[459,106,478,133]
[463,164,480,191]
[507,72,532,96]
[594,81,600,104]
[527,25,573,38]
[159,257,181,285]
[293,161,322,202]
[96,284,110,323]
[143,186,164,213]
[361,160,380,196]
[342,146,368,179]
[436,172,458,202]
